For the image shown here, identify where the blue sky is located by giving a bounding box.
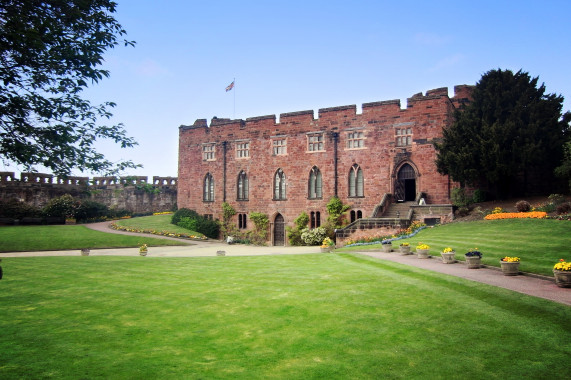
[3,0,571,178]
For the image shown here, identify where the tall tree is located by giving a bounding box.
[0,0,138,176]
[435,69,570,198]
[555,140,571,193]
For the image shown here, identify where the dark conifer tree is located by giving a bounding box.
[436,69,570,198]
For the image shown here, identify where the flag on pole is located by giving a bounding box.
[225,80,235,92]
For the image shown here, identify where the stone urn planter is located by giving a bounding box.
[381,243,392,253]
[500,260,520,276]
[416,249,430,259]
[553,270,571,288]
[139,250,148,256]
[465,256,481,269]
[320,247,333,253]
[399,245,411,255]
[465,250,482,269]
[80,248,90,256]
[441,251,456,264]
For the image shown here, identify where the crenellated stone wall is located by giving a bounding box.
[0,172,178,214]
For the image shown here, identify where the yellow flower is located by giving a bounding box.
[554,259,571,271]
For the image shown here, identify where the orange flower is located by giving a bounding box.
[484,211,547,220]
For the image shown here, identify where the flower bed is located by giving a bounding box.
[484,211,547,220]
[345,222,426,248]
[110,222,207,240]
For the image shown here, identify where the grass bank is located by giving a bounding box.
[0,224,188,252]
[0,254,569,379]
[113,214,204,238]
[339,219,570,276]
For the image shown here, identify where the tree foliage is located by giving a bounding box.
[0,0,138,176]
[286,211,309,246]
[323,196,350,238]
[555,141,571,193]
[435,69,570,198]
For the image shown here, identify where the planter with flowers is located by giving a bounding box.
[381,239,392,253]
[465,249,482,269]
[139,244,148,256]
[416,243,430,259]
[553,259,571,288]
[441,247,456,264]
[399,242,411,255]
[320,237,335,252]
[500,256,520,276]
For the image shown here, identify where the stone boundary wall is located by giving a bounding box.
[0,172,178,214]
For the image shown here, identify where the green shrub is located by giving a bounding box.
[42,194,78,218]
[451,187,470,207]
[515,200,531,212]
[177,217,199,232]
[74,200,108,222]
[301,227,327,246]
[287,211,309,246]
[548,194,565,205]
[472,189,487,203]
[249,212,269,245]
[220,202,237,238]
[324,196,350,238]
[177,215,219,239]
[0,199,42,218]
[106,208,132,219]
[171,208,200,226]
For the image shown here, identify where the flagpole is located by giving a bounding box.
[233,77,236,119]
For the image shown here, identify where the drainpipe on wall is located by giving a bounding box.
[222,141,227,202]
[332,132,339,197]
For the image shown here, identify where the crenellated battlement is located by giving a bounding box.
[0,172,177,188]
[180,85,473,132]
[0,172,178,214]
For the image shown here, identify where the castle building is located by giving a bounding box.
[178,85,472,245]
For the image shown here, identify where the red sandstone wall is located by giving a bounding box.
[178,86,471,243]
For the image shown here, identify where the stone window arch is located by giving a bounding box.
[203,173,214,202]
[274,168,286,200]
[308,166,322,199]
[348,164,363,197]
[237,170,248,200]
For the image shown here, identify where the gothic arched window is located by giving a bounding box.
[237,170,248,200]
[308,166,322,199]
[348,164,363,197]
[203,173,214,201]
[274,169,286,200]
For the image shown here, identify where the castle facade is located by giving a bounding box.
[177,85,472,245]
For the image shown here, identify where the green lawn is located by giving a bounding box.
[0,224,188,252]
[339,219,570,276]
[0,254,569,379]
[113,214,204,237]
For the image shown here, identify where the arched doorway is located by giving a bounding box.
[273,213,285,246]
[395,163,417,201]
